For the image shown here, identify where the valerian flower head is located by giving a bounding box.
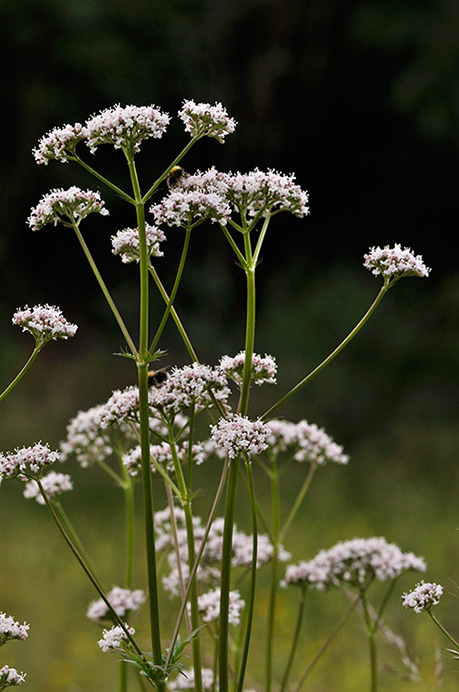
[27,186,109,231]
[282,537,426,592]
[0,613,30,644]
[224,168,309,219]
[219,351,277,388]
[12,304,78,344]
[0,666,26,686]
[193,587,245,626]
[210,415,270,459]
[97,624,135,653]
[150,182,231,228]
[32,122,86,164]
[111,224,166,263]
[169,667,215,691]
[85,104,170,155]
[87,587,146,623]
[364,244,430,282]
[265,418,349,466]
[178,99,236,142]
[0,443,60,483]
[23,471,73,505]
[402,581,443,613]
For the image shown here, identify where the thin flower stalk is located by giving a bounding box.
[0,346,41,403]
[266,459,281,692]
[428,612,459,650]
[279,584,308,692]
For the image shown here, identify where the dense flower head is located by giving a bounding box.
[0,666,26,686]
[27,186,109,231]
[123,440,206,477]
[150,186,231,228]
[12,304,78,344]
[179,99,236,142]
[97,624,135,653]
[23,471,73,505]
[402,581,443,613]
[224,168,309,219]
[265,418,349,466]
[210,415,270,459]
[169,667,216,691]
[194,588,245,626]
[85,104,170,154]
[87,587,146,623]
[219,351,277,388]
[0,443,59,482]
[60,404,113,467]
[364,244,430,281]
[111,224,166,263]
[99,387,141,428]
[0,613,30,644]
[32,122,86,164]
[282,537,426,591]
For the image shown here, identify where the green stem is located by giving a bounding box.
[279,584,307,692]
[141,137,200,204]
[73,153,136,204]
[238,267,256,415]
[361,591,378,692]
[262,284,389,421]
[0,345,41,403]
[71,222,138,357]
[428,611,459,649]
[121,464,135,588]
[278,463,317,544]
[266,461,281,692]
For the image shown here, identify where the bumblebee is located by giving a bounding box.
[148,368,170,388]
[166,165,188,190]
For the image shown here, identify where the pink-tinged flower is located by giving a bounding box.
[111,224,166,263]
[364,244,431,282]
[32,122,86,164]
[169,667,215,691]
[179,99,236,142]
[23,471,73,505]
[210,415,270,459]
[27,186,109,231]
[0,665,26,686]
[0,443,60,482]
[265,419,349,466]
[87,587,146,623]
[225,168,309,219]
[0,613,30,643]
[282,537,426,591]
[85,104,170,154]
[194,587,245,626]
[59,404,112,467]
[150,188,231,228]
[12,304,78,344]
[99,387,141,428]
[219,351,277,388]
[97,624,135,652]
[402,581,443,613]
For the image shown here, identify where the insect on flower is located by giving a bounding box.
[147,368,170,388]
[166,165,188,190]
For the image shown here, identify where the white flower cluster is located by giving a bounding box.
[224,168,309,219]
[364,244,430,281]
[282,537,426,591]
[59,404,115,467]
[169,667,216,691]
[97,624,135,653]
[23,471,73,505]
[219,351,277,388]
[87,586,146,623]
[402,581,443,613]
[27,186,109,232]
[85,104,170,154]
[111,224,166,263]
[265,419,349,466]
[179,99,236,142]
[122,441,206,477]
[33,122,86,164]
[12,304,78,343]
[194,587,245,626]
[0,613,30,643]
[210,415,270,459]
[0,665,26,686]
[99,387,141,428]
[0,443,59,482]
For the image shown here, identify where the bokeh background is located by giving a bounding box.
[0,0,458,690]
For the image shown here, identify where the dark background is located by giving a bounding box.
[0,1,458,690]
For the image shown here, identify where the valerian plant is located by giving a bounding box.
[0,100,436,691]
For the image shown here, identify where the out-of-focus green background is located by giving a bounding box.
[0,1,457,690]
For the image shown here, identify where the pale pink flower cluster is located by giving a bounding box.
[59,404,115,467]
[178,99,236,142]
[87,586,146,623]
[402,581,443,613]
[123,441,206,477]
[148,364,231,416]
[194,587,245,626]
[364,244,430,281]
[12,304,78,343]
[33,122,86,164]
[282,537,426,591]
[0,613,30,643]
[85,104,170,154]
[0,666,26,686]
[111,224,166,263]
[0,443,59,482]
[224,168,309,219]
[169,667,216,691]
[210,415,271,459]
[27,186,109,231]
[265,419,349,466]
[23,471,73,505]
[97,624,135,653]
[219,351,277,388]
[99,387,141,428]
[151,187,232,228]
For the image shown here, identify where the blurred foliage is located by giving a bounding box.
[0,0,458,690]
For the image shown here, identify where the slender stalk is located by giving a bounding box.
[278,464,317,543]
[266,461,281,692]
[361,591,378,692]
[73,153,136,204]
[428,612,459,649]
[262,284,389,421]
[237,269,256,415]
[279,584,307,692]
[121,465,135,588]
[141,137,200,204]
[0,345,41,403]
